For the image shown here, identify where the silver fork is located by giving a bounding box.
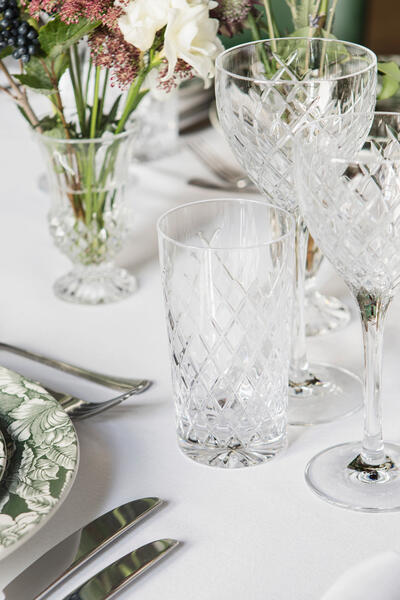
[45,386,137,420]
[187,138,255,190]
[0,342,151,393]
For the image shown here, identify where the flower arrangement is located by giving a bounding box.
[0,0,223,137]
[0,0,223,304]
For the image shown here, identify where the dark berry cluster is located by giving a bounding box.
[0,0,39,63]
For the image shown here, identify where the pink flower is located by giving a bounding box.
[27,0,126,28]
[89,26,141,88]
[211,0,259,36]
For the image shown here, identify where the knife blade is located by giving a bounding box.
[62,539,179,600]
[3,497,163,600]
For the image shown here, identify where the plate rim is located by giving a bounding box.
[0,367,80,560]
[0,428,6,486]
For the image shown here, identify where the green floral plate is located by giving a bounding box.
[0,429,6,484]
[0,366,79,559]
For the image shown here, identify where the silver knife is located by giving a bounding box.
[62,539,179,600]
[3,497,163,600]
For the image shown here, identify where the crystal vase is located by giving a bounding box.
[37,131,137,305]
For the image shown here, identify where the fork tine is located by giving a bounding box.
[46,386,137,420]
[70,399,125,420]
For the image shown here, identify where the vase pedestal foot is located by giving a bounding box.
[54,265,137,305]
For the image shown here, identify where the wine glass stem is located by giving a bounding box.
[290,212,310,383]
[357,291,391,466]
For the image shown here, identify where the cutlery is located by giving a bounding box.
[0,342,151,393]
[180,116,211,136]
[188,177,257,193]
[187,138,255,190]
[3,497,163,600]
[45,385,138,420]
[62,539,179,600]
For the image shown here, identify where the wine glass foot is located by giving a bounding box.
[305,441,400,512]
[288,362,362,426]
[306,289,351,337]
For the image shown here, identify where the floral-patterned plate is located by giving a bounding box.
[0,366,79,559]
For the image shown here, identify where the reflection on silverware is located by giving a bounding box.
[3,498,164,600]
[61,539,179,600]
[0,342,151,393]
[187,137,254,189]
[45,385,139,420]
[188,177,257,193]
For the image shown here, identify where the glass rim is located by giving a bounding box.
[215,37,377,86]
[33,128,133,145]
[157,198,295,251]
[300,111,400,166]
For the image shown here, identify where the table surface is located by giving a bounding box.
[1,91,400,600]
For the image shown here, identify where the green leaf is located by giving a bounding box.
[38,114,76,138]
[285,0,321,29]
[378,75,400,101]
[53,52,69,80]
[14,53,69,94]
[106,95,122,126]
[0,47,12,60]
[16,105,32,127]
[15,73,54,94]
[378,61,400,82]
[39,17,98,58]
[290,27,336,39]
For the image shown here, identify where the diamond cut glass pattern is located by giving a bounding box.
[297,113,400,511]
[215,38,377,426]
[158,199,294,468]
[216,40,376,213]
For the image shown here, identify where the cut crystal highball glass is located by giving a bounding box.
[157,199,294,468]
[215,38,377,425]
[297,112,400,511]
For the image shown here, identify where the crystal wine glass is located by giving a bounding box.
[215,37,377,425]
[297,112,400,511]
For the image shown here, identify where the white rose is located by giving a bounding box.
[164,0,224,87]
[118,0,170,52]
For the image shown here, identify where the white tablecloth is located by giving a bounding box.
[1,92,400,600]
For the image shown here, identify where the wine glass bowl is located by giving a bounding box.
[215,38,377,213]
[297,112,400,511]
[215,38,377,425]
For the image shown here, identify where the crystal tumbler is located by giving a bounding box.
[157,199,295,468]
